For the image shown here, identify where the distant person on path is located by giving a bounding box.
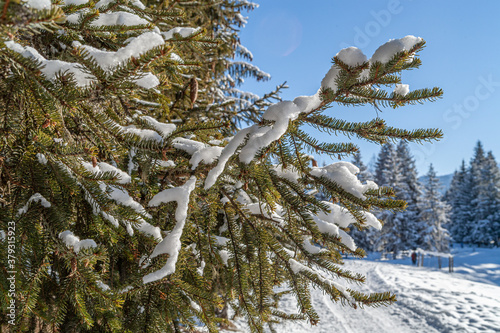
[411,252,417,265]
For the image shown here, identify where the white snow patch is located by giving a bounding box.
[96,280,111,291]
[155,159,176,168]
[101,211,119,227]
[121,125,163,142]
[204,126,254,189]
[17,193,51,215]
[136,219,162,241]
[272,164,301,184]
[394,83,410,96]
[302,237,327,254]
[293,92,322,113]
[336,47,367,67]
[310,162,378,200]
[172,138,223,169]
[91,12,149,27]
[162,27,200,40]
[189,146,223,169]
[219,250,230,265]
[144,177,197,283]
[371,35,423,64]
[26,0,51,9]
[142,116,176,138]
[81,160,131,184]
[102,183,151,218]
[78,32,164,70]
[5,41,94,86]
[36,153,47,165]
[59,230,97,253]
[74,239,98,253]
[172,137,205,155]
[316,202,356,228]
[61,0,88,5]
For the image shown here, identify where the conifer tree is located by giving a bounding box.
[0,0,444,331]
[418,164,450,252]
[374,142,403,256]
[349,151,376,252]
[374,142,398,188]
[394,141,421,250]
[445,160,474,244]
[469,151,500,246]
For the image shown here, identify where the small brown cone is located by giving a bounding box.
[71,257,77,274]
[190,77,198,108]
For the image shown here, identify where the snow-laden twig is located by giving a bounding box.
[143,176,197,283]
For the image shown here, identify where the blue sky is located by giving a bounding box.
[238,0,500,176]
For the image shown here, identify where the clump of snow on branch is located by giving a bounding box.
[162,27,201,40]
[121,125,163,142]
[26,0,51,10]
[394,84,410,96]
[17,193,51,216]
[81,161,132,184]
[90,12,149,27]
[36,153,48,165]
[78,159,161,239]
[74,32,164,71]
[311,215,356,251]
[271,164,301,183]
[144,176,197,283]
[310,162,378,200]
[5,41,95,86]
[244,202,285,225]
[142,116,177,138]
[173,138,224,170]
[302,236,327,254]
[322,47,368,90]
[371,36,422,63]
[316,201,381,230]
[101,183,151,218]
[213,236,230,265]
[59,230,97,253]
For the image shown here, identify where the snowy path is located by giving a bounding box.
[227,255,500,333]
[271,260,500,333]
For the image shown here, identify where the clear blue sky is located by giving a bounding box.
[238,0,500,176]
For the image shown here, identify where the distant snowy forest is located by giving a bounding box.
[348,140,500,255]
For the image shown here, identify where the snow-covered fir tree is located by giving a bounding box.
[349,151,376,251]
[468,141,488,227]
[445,160,474,243]
[374,141,430,256]
[468,150,500,245]
[374,142,406,257]
[0,0,444,330]
[418,164,450,252]
[394,141,421,250]
[374,142,399,188]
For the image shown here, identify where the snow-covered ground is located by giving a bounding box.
[228,246,500,333]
